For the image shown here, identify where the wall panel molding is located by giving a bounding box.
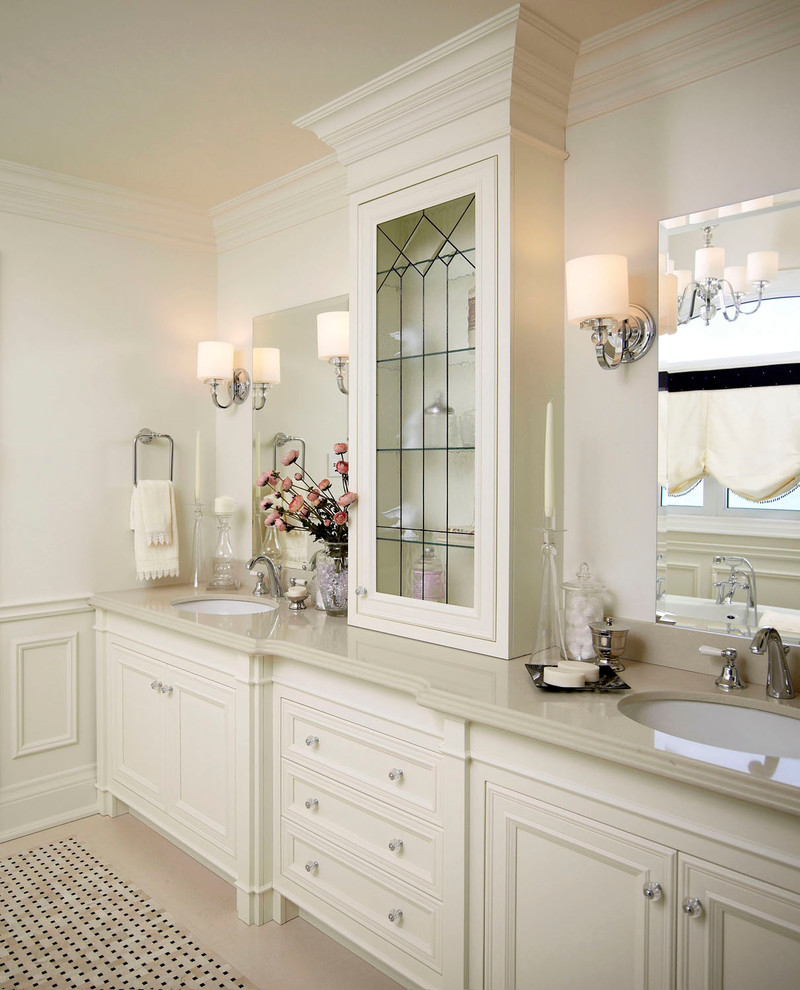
[569,0,800,126]
[0,764,98,843]
[0,597,93,624]
[0,159,214,252]
[13,633,78,758]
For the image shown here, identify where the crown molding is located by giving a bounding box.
[569,0,800,126]
[0,160,215,252]
[210,155,347,252]
[294,4,577,183]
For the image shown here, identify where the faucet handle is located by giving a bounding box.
[700,646,748,691]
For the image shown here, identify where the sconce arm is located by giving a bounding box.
[583,304,655,371]
[206,369,251,409]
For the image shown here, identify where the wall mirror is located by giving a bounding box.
[656,189,800,642]
[252,295,348,561]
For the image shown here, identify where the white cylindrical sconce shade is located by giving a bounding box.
[197,341,233,381]
[724,265,748,294]
[253,346,280,383]
[695,246,725,280]
[565,255,629,325]
[317,311,350,359]
[675,270,693,297]
[746,251,779,283]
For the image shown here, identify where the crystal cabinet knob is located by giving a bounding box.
[163,684,173,695]
[305,735,319,747]
[387,908,403,924]
[388,839,404,852]
[305,860,319,873]
[643,882,663,901]
[355,586,367,596]
[388,768,404,781]
[304,798,319,810]
[682,897,704,918]
[150,681,159,691]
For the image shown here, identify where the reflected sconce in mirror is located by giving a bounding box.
[674,225,778,326]
[252,347,280,411]
[566,254,655,370]
[317,311,349,395]
[197,341,251,409]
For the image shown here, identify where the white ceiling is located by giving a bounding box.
[1,0,672,209]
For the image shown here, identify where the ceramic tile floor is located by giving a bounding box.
[0,814,404,990]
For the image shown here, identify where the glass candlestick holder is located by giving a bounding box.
[531,524,567,664]
[190,500,207,590]
[207,511,240,590]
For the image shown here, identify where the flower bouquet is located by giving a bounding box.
[256,443,356,614]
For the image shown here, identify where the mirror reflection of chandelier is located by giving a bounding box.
[673,225,778,326]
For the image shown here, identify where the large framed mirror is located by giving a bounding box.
[656,189,800,642]
[252,295,348,566]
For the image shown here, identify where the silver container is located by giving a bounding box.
[589,617,629,671]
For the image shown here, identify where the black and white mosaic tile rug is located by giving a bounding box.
[0,837,257,989]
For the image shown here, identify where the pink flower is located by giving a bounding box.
[335,460,349,474]
[299,508,309,519]
[318,478,331,490]
[288,494,304,513]
[323,518,331,527]
[294,472,303,481]
[265,509,280,524]
[275,518,287,531]
[267,471,281,488]
[281,477,293,491]
[259,496,272,510]
[337,491,357,506]
[333,511,348,525]
[307,491,321,506]
[333,442,348,454]
[256,472,269,487]
[281,449,300,466]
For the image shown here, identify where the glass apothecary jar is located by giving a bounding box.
[562,563,605,660]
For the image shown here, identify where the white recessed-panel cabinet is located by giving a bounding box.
[350,158,500,654]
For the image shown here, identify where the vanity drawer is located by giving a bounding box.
[281,699,442,821]
[282,760,442,896]
[281,819,442,973]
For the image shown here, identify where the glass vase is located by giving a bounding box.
[315,542,348,616]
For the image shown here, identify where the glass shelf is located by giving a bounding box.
[376,525,475,550]
[376,346,475,365]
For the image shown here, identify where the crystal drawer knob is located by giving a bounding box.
[304,798,319,810]
[643,882,663,901]
[387,908,403,924]
[305,735,319,747]
[305,860,319,873]
[388,768,404,781]
[682,897,703,918]
[355,586,367,596]
[163,684,173,695]
[150,681,159,691]
[388,838,404,852]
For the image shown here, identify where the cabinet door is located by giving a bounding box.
[108,643,167,807]
[678,855,800,990]
[165,669,236,854]
[484,784,675,990]
[352,158,499,650]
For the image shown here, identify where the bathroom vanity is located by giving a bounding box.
[91,587,800,990]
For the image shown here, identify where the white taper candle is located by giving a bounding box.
[544,401,554,524]
[194,431,201,502]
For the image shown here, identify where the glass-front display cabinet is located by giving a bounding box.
[351,159,499,651]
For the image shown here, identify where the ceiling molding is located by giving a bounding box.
[0,160,214,252]
[294,4,577,184]
[210,156,347,253]
[568,0,800,126]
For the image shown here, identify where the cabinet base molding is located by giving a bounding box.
[0,764,98,843]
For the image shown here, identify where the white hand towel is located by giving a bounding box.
[130,482,180,580]
[135,479,174,545]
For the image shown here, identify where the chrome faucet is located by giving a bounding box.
[246,555,282,598]
[750,627,795,700]
[713,555,758,629]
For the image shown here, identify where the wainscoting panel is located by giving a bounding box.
[0,599,98,841]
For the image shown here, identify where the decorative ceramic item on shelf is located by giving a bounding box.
[562,562,605,660]
[256,441,356,616]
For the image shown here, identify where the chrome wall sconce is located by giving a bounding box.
[197,341,280,410]
[317,311,349,395]
[566,254,655,371]
[252,347,281,410]
[672,225,778,326]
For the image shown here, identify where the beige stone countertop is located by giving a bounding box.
[90,586,800,816]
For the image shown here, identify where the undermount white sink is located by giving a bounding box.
[171,596,277,615]
[619,695,800,759]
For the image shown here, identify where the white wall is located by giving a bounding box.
[563,45,800,620]
[215,206,349,560]
[0,211,217,600]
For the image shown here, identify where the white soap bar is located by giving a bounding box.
[543,667,585,688]
[559,660,599,683]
